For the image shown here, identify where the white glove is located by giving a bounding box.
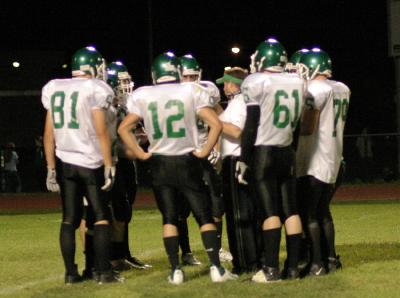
[101,166,116,191]
[46,168,60,192]
[207,149,221,166]
[235,161,248,185]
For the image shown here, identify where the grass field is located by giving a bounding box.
[1,201,400,298]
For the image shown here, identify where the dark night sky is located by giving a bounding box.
[0,1,395,137]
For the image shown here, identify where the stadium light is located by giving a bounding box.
[62,64,68,69]
[12,61,20,68]
[231,47,240,54]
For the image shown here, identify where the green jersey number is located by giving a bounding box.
[333,98,349,137]
[273,89,301,128]
[148,100,186,139]
[50,91,80,129]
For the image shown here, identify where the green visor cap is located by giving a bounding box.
[216,74,243,85]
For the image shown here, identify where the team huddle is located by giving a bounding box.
[41,37,350,285]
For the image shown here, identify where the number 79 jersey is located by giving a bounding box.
[241,72,305,147]
[41,78,114,169]
[296,79,350,183]
[126,82,213,155]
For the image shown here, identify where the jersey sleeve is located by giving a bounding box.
[126,90,142,117]
[200,81,221,106]
[228,96,247,130]
[307,81,332,110]
[241,75,265,107]
[192,83,213,111]
[41,81,52,110]
[91,79,114,110]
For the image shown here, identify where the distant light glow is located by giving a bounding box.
[87,46,96,51]
[311,48,321,52]
[267,38,278,43]
[166,52,175,57]
[62,64,68,69]
[224,66,232,71]
[231,47,240,54]
[12,61,20,68]
[115,61,123,65]
[184,54,193,58]
[300,49,310,53]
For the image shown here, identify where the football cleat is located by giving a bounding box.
[64,264,83,285]
[182,253,202,266]
[308,263,327,277]
[97,270,125,284]
[327,255,342,273]
[251,267,281,283]
[125,256,152,269]
[209,265,238,283]
[219,248,233,262]
[168,268,184,285]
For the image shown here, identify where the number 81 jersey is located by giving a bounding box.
[41,78,114,168]
[126,82,213,155]
[241,72,305,147]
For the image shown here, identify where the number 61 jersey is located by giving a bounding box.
[41,78,114,168]
[241,72,305,147]
[126,82,213,155]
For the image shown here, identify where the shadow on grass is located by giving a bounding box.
[337,242,400,268]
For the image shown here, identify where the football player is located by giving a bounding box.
[179,54,232,264]
[238,38,305,282]
[106,61,152,270]
[42,46,123,284]
[118,52,237,284]
[296,48,350,275]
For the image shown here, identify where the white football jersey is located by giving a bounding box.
[241,72,305,147]
[41,78,114,169]
[126,82,213,155]
[219,94,247,158]
[197,80,221,147]
[296,79,350,183]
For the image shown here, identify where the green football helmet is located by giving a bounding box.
[180,54,202,81]
[107,61,134,94]
[285,48,309,73]
[250,38,288,73]
[299,48,332,80]
[71,46,107,80]
[151,52,182,84]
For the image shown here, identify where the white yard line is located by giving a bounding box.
[0,275,63,296]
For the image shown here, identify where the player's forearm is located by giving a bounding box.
[43,112,56,169]
[118,119,146,159]
[222,122,242,139]
[97,132,113,167]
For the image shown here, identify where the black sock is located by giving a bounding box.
[163,236,180,269]
[308,222,321,264]
[60,223,76,274]
[201,230,220,267]
[84,232,95,271]
[94,224,112,273]
[111,241,125,261]
[322,220,336,259]
[263,228,281,268]
[124,223,132,259]
[286,233,302,269]
[215,221,223,251]
[177,220,191,254]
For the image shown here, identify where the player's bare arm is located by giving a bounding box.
[300,109,320,136]
[221,122,242,139]
[92,109,113,167]
[194,107,222,158]
[43,110,56,169]
[118,113,152,160]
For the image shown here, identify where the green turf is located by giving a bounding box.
[1,201,399,298]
